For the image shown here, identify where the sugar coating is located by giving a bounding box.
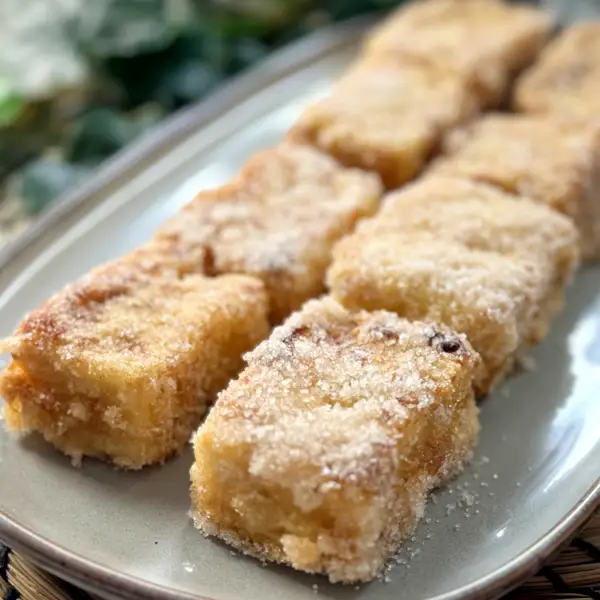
[154,143,381,323]
[365,0,553,107]
[191,297,480,583]
[514,24,600,118]
[328,177,579,394]
[288,55,478,189]
[0,252,270,469]
[432,113,600,259]
[371,176,580,277]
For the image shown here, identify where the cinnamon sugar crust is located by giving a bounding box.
[328,176,579,394]
[366,0,553,106]
[1,253,269,469]
[433,113,600,259]
[514,24,600,118]
[288,55,478,189]
[155,143,382,323]
[191,297,480,582]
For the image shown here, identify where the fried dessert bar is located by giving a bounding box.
[514,24,600,118]
[154,143,381,323]
[190,297,481,583]
[328,177,579,394]
[0,251,269,469]
[365,0,553,107]
[431,114,600,259]
[288,55,478,188]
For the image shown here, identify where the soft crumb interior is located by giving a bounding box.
[191,298,480,583]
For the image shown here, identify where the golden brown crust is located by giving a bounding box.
[514,24,600,118]
[327,176,579,394]
[432,113,600,259]
[1,254,270,469]
[154,143,382,323]
[190,297,480,583]
[365,0,553,106]
[288,55,478,189]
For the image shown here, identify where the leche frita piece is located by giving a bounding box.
[288,54,478,189]
[190,297,481,583]
[431,114,600,259]
[364,0,553,107]
[154,143,382,323]
[514,24,600,118]
[328,177,579,395]
[0,247,270,469]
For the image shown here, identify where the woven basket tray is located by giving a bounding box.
[1,510,598,600]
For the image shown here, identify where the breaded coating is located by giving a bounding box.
[514,24,600,118]
[365,0,553,107]
[328,177,579,394]
[154,143,381,323]
[0,253,269,469]
[432,114,600,259]
[191,297,480,583]
[288,55,477,189]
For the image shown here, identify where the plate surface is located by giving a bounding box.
[1,17,599,600]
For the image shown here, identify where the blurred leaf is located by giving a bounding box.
[130,103,166,131]
[65,106,162,164]
[201,31,231,71]
[0,0,90,100]
[369,0,405,8]
[229,38,270,73]
[212,0,311,22]
[210,13,276,37]
[194,0,313,36]
[156,61,222,109]
[104,54,169,109]
[68,0,180,59]
[65,109,134,164]
[270,19,318,46]
[0,79,24,127]
[318,0,379,19]
[17,158,91,215]
[0,102,61,181]
[0,138,42,182]
[104,32,227,110]
[0,0,411,196]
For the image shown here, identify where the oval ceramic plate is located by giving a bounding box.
[1,14,600,600]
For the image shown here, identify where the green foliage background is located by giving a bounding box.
[0,0,402,215]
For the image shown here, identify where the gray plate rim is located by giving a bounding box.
[0,15,599,600]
